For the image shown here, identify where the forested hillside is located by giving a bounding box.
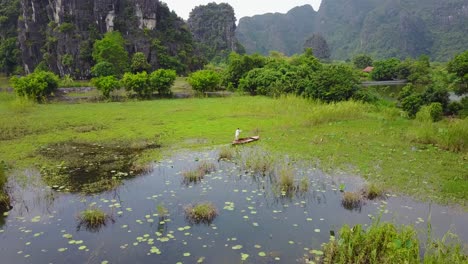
[0,0,202,77]
[188,3,244,62]
[237,0,468,61]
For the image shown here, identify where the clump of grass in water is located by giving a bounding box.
[278,164,295,192]
[241,148,275,176]
[182,161,216,183]
[299,177,309,192]
[78,208,110,231]
[184,202,218,224]
[341,192,363,210]
[320,221,420,264]
[218,146,235,160]
[362,183,384,200]
[0,165,11,212]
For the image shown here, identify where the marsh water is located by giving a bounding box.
[0,149,467,263]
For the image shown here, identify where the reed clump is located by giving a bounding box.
[362,183,385,200]
[341,192,363,210]
[183,161,216,183]
[218,146,235,160]
[78,208,109,231]
[184,202,218,224]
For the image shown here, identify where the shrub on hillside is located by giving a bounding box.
[131,52,151,73]
[11,71,59,101]
[91,61,117,77]
[92,76,120,98]
[149,69,176,96]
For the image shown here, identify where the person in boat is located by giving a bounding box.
[235,128,242,141]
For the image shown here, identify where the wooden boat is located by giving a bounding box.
[232,136,260,145]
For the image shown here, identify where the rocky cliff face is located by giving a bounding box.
[236,0,468,61]
[17,0,196,77]
[188,3,244,61]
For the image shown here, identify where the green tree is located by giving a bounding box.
[131,52,151,73]
[149,69,176,96]
[11,71,59,101]
[353,54,373,69]
[447,50,468,95]
[238,68,282,96]
[303,34,330,60]
[187,70,221,93]
[122,72,151,99]
[92,31,129,75]
[371,58,401,81]
[0,37,19,75]
[305,64,360,102]
[92,76,120,98]
[223,53,266,90]
[91,61,117,77]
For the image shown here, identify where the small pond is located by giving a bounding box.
[0,149,467,263]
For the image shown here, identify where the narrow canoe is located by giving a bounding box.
[232,136,260,145]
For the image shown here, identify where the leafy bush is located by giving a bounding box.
[238,67,282,96]
[352,88,381,103]
[149,69,176,95]
[421,86,450,111]
[131,52,151,73]
[401,94,423,118]
[371,58,400,81]
[305,64,360,102]
[11,71,59,101]
[122,72,151,98]
[91,61,117,77]
[222,52,266,90]
[188,70,221,93]
[416,103,443,122]
[447,101,463,116]
[447,50,468,90]
[92,76,120,98]
[353,54,373,69]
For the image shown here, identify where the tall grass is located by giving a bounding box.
[409,119,468,152]
[321,222,420,264]
[0,166,10,211]
[240,147,275,175]
[271,96,370,127]
[182,161,216,183]
[278,164,295,192]
[218,146,236,160]
[320,221,467,264]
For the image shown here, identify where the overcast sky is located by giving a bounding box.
[165,0,322,21]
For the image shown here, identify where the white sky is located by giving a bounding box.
[165,0,322,20]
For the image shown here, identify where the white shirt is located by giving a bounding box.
[235,129,241,140]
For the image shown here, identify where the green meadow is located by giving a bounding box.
[0,91,466,207]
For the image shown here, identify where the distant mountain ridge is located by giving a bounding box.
[236,0,468,61]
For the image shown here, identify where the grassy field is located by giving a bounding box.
[0,92,467,207]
